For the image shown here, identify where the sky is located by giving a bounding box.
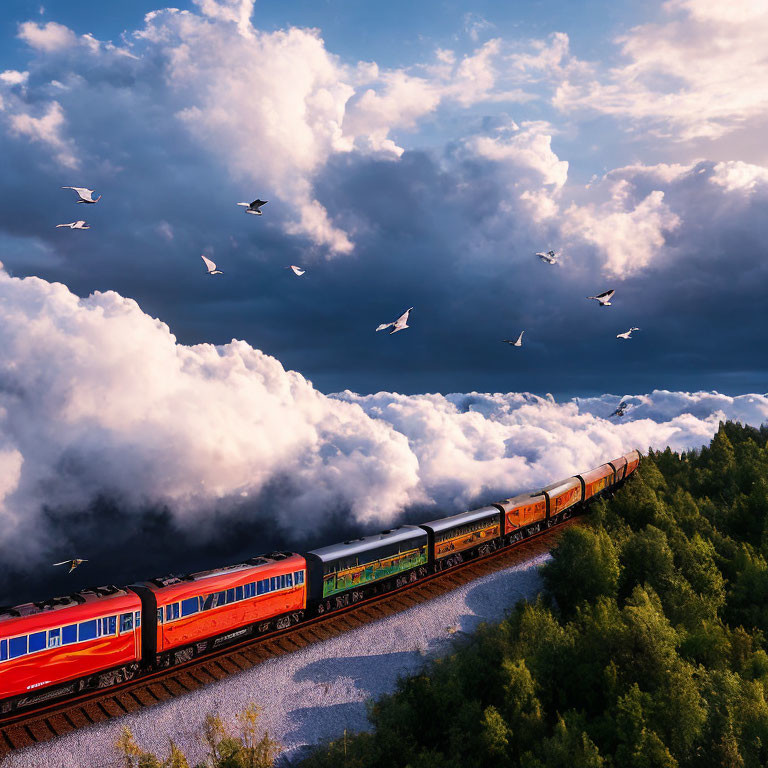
[0,0,767,602]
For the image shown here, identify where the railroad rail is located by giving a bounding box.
[0,517,581,757]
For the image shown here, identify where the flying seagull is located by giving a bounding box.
[201,254,223,275]
[55,220,89,230]
[287,265,305,276]
[236,199,268,216]
[61,187,101,204]
[587,289,615,306]
[502,331,524,347]
[536,250,559,265]
[616,327,640,339]
[376,307,413,334]
[53,559,88,573]
[610,401,631,418]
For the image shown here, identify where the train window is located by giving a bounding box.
[165,604,180,622]
[181,597,200,617]
[226,588,235,604]
[28,631,46,653]
[79,620,98,642]
[295,570,305,585]
[285,573,293,588]
[100,617,116,636]
[202,594,215,611]
[235,586,244,601]
[48,628,61,648]
[244,582,255,599]
[0,639,6,661]
[135,611,141,627]
[120,613,134,633]
[9,636,27,658]
[270,577,278,591]
[157,608,163,624]
[256,579,266,595]
[280,575,287,589]
[62,624,77,645]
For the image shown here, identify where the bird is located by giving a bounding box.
[61,187,101,204]
[55,220,89,230]
[376,307,413,334]
[236,199,268,215]
[53,559,88,573]
[587,290,615,306]
[287,265,305,276]
[616,327,640,339]
[502,331,524,347]
[536,250,559,265]
[201,254,223,275]
[610,401,630,418]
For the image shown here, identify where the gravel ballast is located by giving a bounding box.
[5,552,550,768]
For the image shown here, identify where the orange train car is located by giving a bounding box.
[129,552,306,668]
[0,586,141,712]
[420,506,502,570]
[578,463,616,501]
[494,492,548,540]
[608,454,628,481]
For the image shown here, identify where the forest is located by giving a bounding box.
[298,421,768,768]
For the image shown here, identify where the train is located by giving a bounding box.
[0,449,640,714]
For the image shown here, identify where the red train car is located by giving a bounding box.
[0,586,141,713]
[578,463,616,501]
[129,552,307,667]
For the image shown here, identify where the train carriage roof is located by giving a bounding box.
[493,490,547,513]
[579,464,615,483]
[420,505,500,535]
[307,525,427,563]
[540,476,582,496]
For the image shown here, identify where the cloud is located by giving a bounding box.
[1,264,767,583]
[7,100,78,169]
[551,0,768,142]
[18,20,77,52]
[562,180,681,278]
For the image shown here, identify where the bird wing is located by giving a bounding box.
[55,223,72,228]
[52,561,70,566]
[290,266,305,275]
[236,202,249,206]
[251,199,268,208]
[75,221,87,228]
[395,307,413,325]
[201,254,216,272]
[376,322,393,332]
[62,186,93,200]
[516,331,524,344]
[597,290,615,300]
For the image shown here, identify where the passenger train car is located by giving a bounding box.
[0,449,640,714]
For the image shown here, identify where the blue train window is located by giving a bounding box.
[9,636,27,658]
[165,604,180,622]
[120,613,133,632]
[270,577,278,591]
[295,570,305,585]
[48,628,61,648]
[285,573,293,587]
[235,586,244,601]
[79,620,97,642]
[226,588,235,604]
[181,597,199,617]
[99,617,116,636]
[29,631,46,653]
[256,580,266,595]
[157,608,163,624]
[202,594,215,611]
[244,582,255,598]
[1,638,7,661]
[135,611,141,627]
[62,624,77,644]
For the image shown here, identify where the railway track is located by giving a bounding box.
[0,517,581,757]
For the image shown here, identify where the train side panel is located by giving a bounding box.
[578,464,616,501]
